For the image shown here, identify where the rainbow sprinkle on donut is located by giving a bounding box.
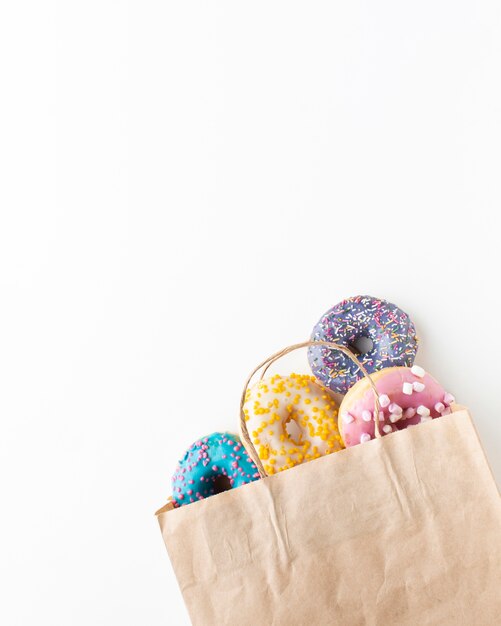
[308,295,418,394]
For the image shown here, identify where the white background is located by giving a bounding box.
[1,2,500,624]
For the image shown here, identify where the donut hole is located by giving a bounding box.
[284,417,303,446]
[349,335,374,356]
[213,475,232,494]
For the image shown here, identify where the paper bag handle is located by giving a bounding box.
[239,341,382,478]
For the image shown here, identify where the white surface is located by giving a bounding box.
[1,2,500,625]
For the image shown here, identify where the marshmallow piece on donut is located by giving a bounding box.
[416,405,431,417]
[379,394,391,408]
[413,381,425,392]
[342,412,354,424]
[361,410,372,422]
[404,407,416,419]
[402,382,413,395]
[360,433,371,443]
[435,402,445,413]
[444,392,455,405]
[382,424,393,434]
[388,402,402,415]
[389,413,403,423]
[411,365,425,378]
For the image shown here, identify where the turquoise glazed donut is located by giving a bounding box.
[308,295,418,394]
[171,432,260,506]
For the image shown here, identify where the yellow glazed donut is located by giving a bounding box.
[241,373,343,474]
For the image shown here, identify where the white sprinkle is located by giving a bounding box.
[434,402,445,413]
[382,424,393,434]
[378,411,385,421]
[404,407,416,419]
[390,413,403,423]
[342,412,354,424]
[420,415,433,423]
[441,407,452,416]
[362,410,372,422]
[360,433,371,443]
[416,405,430,417]
[388,402,402,415]
[379,394,390,408]
[413,381,425,392]
[444,392,455,405]
[411,365,425,378]
[402,382,413,395]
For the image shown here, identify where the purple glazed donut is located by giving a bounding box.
[308,295,418,394]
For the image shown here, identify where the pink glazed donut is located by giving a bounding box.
[338,365,456,447]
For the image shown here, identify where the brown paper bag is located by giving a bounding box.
[157,343,501,625]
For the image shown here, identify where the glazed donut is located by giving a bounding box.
[338,365,455,447]
[171,432,260,506]
[308,295,418,394]
[241,373,343,474]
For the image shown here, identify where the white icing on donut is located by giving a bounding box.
[243,373,343,473]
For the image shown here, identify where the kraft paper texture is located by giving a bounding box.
[157,409,501,625]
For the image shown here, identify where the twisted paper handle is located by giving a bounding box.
[239,341,382,478]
